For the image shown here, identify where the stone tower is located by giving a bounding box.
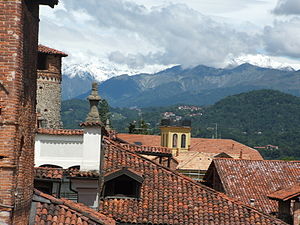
[36,45,67,129]
[0,1,58,224]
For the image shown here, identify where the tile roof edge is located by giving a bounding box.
[104,139,288,224]
[38,44,68,56]
[268,183,300,201]
[33,189,115,225]
[36,128,83,135]
[213,158,300,163]
[62,200,115,225]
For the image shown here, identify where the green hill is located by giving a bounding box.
[192,90,300,160]
[61,89,300,160]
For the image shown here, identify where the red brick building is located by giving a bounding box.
[0,0,58,224]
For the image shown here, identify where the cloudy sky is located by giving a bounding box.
[39,0,300,71]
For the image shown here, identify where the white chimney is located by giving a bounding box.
[80,82,103,171]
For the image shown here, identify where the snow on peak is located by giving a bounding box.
[63,58,173,82]
[227,54,298,71]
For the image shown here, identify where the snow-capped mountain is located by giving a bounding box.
[227,54,298,71]
[61,58,175,100]
[63,59,174,83]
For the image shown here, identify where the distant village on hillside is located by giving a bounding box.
[1,1,300,225]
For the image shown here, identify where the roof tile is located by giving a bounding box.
[117,134,262,160]
[205,158,300,214]
[37,128,83,136]
[98,139,287,224]
[33,189,115,225]
[268,183,300,201]
[38,44,68,57]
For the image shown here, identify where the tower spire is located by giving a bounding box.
[85,82,101,123]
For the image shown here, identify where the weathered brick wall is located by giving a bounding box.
[37,55,62,129]
[0,0,39,224]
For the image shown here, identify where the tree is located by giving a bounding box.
[98,99,110,125]
[127,119,150,134]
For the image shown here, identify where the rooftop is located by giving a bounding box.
[117,133,263,160]
[38,44,68,57]
[98,138,286,224]
[120,143,172,156]
[204,158,300,214]
[37,128,83,135]
[268,183,300,201]
[32,189,115,225]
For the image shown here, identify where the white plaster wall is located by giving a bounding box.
[35,134,83,169]
[82,127,101,171]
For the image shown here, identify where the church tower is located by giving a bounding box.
[160,119,191,155]
[36,45,67,129]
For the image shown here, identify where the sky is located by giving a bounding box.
[39,0,300,71]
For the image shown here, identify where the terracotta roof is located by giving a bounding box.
[205,158,300,214]
[99,139,287,224]
[34,167,100,179]
[175,152,220,171]
[37,128,83,135]
[268,183,300,201]
[68,168,100,178]
[80,121,104,127]
[117,133,161,146]
[38,44,68,56]
[117,133,263,160]
[190,138,262,160]
[32,189,115,225]
[120,143,172,156]
[34,167,63,180]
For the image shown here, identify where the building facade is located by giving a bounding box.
[0,0,57,224]
[36,45,67,129]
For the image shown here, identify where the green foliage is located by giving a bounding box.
[62,89,300,160]
[128,119,150,134]
[192,89,300,160]
[99,99,110,125]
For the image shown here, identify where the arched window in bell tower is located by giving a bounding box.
[172,134,178,148]
[181,134,186,148]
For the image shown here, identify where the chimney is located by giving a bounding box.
[80,82,103,171]
[250,199,255,207]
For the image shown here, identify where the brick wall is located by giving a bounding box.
[37,55,63,129]
[0,0,39,224]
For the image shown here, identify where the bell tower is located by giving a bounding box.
[160,119,191,155]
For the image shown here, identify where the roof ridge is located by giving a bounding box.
[105,139,288,223]
[214,158,300,163]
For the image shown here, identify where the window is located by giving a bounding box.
[181,134,186,148]
[103,168,143,199]
[165,134,168,147]
[37,53,48,70]
[172,134,178,148]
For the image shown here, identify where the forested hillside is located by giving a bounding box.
[62,89,300,160]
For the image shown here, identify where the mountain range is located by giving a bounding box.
[62,63,300,107]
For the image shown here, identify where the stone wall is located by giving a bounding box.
[36,74,62,129]
[0,0,39,224]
